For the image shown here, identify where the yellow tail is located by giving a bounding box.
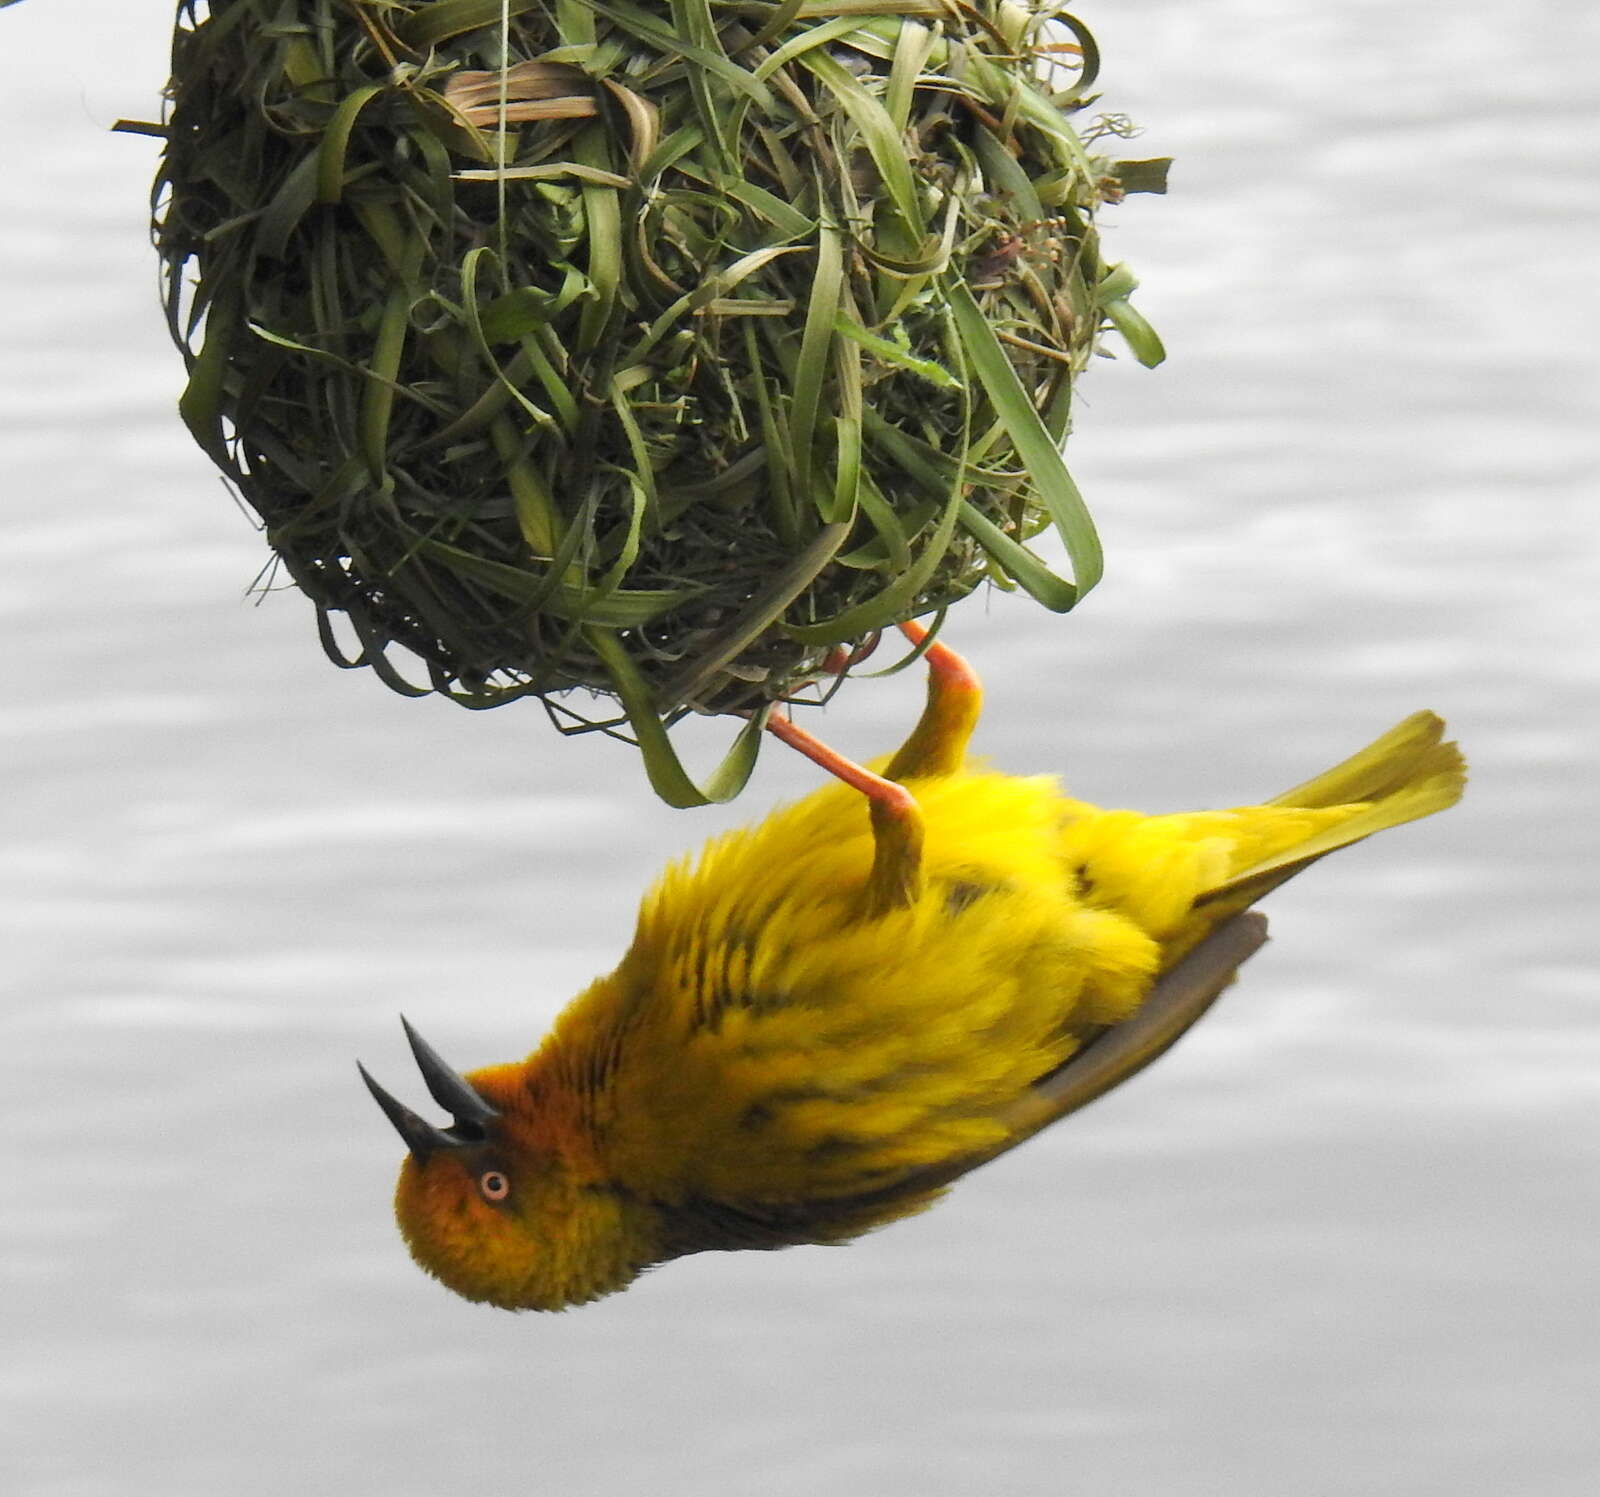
[1197,710,1467,915]
[1005,713,1466,1150]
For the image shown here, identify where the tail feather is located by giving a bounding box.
[1198,715,1466,913]
[1266,710,1452,809]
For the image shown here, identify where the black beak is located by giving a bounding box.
[399,1015,499,1126]
[358,1016,500,1162]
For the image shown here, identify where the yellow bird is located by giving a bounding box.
[360,625,1464,1310]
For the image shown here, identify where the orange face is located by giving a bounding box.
[391,1136,554,1309]
[362,1026,651,1311]
[390,1125,651,1311]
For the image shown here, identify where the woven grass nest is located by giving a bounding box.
[154,0,1166,800]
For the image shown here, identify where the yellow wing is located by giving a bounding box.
[544,771,1150,1226]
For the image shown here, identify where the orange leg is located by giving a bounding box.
[764,712,924,916]
[763,622,983,913]
[882,619,983,782]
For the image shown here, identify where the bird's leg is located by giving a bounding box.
[762,621,979,914]
[881,620,983,782]
[764,713,924,916]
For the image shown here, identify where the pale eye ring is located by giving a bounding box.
[479,1170,510,1203]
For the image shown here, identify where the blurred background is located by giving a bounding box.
[2,1,1595,1493]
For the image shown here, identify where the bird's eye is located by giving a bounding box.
[479,1170,510,1203]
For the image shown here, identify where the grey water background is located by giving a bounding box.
[2,0,1596,1491]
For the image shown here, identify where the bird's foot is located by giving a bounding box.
[764,712,924,917]
[882,620,984,781]
[763,619,983,915]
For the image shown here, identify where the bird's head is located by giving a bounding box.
[359,1018,654,1311]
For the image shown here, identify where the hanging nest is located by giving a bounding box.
[152,0,1166,800]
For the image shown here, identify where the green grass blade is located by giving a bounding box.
[586,628,767,806]
[790,218,844,511]
[945,279,1103,598]
[317,84,384,204]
